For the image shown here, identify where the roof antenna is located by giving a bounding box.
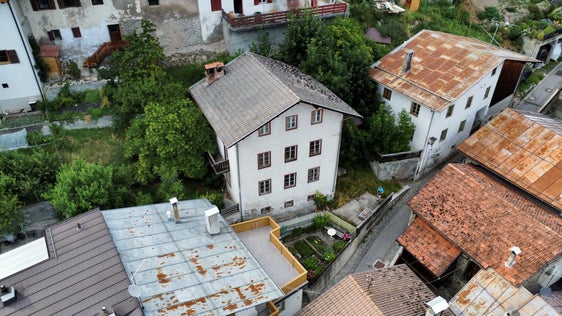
[76,223,82,231]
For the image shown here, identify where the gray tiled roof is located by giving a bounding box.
[0,209,141,316]
[190,52,361,147]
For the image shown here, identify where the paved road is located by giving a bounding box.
[517,62,562,112]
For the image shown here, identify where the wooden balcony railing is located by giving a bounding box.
[83,40,128,68]
[207,151,230,174]
[222,3,348,29]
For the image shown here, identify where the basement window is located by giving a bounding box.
[148,0,158,5]
[2,83,9,88]
[91,0,103,4]
[30,0,56,10]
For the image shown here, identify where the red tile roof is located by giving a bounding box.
[408,163,562,286]
[457,109,562,212]
[298,265,443,316]
[39,45,59,57]
[370,30,538,112]
[398,217,461,276]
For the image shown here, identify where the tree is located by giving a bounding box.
[44,159,115,218]
[124,98,216,184]
[105,19,185,131]
[365,104,415,155]
[0,172,22,235]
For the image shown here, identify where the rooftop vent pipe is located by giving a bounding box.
[169,197,179,223]
[0,285,17,305]
[425,296,448,316]
[505,246,522,268]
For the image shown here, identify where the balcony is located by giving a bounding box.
[222,2,348,30]
[83,40,128,68]
[207,151,230,174]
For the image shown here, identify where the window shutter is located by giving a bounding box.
[47,31,55,41]
[48,0,56,8]
[7,50,19,63]
[30,0,39,11]
[57,0,66,8]
[75,0,81,6]
[254,0,259,5]
[267,0,272,3]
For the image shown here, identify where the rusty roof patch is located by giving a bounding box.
[458,109,562,212]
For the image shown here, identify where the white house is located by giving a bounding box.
[190,52,361,219]
[370,30,539,179]
[0,0,43,113]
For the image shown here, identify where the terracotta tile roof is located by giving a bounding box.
[190,53,361,148]
[39,45,59,57]
[408,163,562,286]
[398,217,461,276]
[457,108,562,212]
[298,264,443,316]
[0,209,141,316]
[450,268,560,315]
[370,30,539,112]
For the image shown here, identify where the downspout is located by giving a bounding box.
[235,143,243,222]
[414,109,435,180]
[8,0,44,101]
[331,117,345,197]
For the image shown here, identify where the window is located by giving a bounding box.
[492,67,497,76]
[284,200,294,207]
[484,86,491,99]
[465,96,473,109]
[258,122,270,136]
[446,104,454,118]
[284,173,296,189]
[259,179,271,195]
[91,0,103,4]
[311,109,323,124]
[257,152,271,169]
[308,167,320,183]
[383,88,392,100]
[255,0,272,4]
[458,120,466,133]
[30,0,55,10]
[48,30,62,41]
[2,83,8,89]
[71,27,81,38]
[211,0,221,11]
[309,140,322,157]
[147,0,158,5]
[286,115,298,130]
[58,0,81,8]
[439,129,448,142]
[0,50,19,64]
[261,206,271,214]
[284,145,298,162]
[410,102,421,117]
[307,194,315,201]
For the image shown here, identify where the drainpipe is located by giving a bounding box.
[235,143,243,222]
[332,117,345,197]
[414,109,435,181]
[7,0,44,102]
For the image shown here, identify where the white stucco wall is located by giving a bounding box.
[377,61,505,177]
[226,102,344,218]
[278,289,303,316]
[0,2,42,113]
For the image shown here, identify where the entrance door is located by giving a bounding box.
[234,0,243,14]
[107,24,122,42]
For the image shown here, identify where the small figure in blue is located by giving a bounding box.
[377,186,384,198]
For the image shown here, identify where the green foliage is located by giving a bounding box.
[39,83,85,113]
[508,25,523,40]
[313,192,329,211]
[312,214,330,229]
[28,36,50,83]
[336,164,402,205]
[249,32,275,57]
[365,104,415,155]
[323,251,336,262]
[96,67,116,80]
[43,159,115,218]
[83,89,102,104]
[0,172,22,235]
[477,7,501,21]
[86,107,104,119]
[332,240,347,253]
[294,239,314,257]
[26,131,51,145]
[65,60,81,80]
[200,190,224,209]
[124,98,216,183]
[302,256,319,270]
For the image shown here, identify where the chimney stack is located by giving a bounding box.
[0,285,17,305]
[505,246,522,268]
[205,62,225,84]
[402,49,414,74]
[169,197,179,223]
[425,296,448,316]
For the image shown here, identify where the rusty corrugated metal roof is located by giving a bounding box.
[398,217,461,276]
[298,264,449,316]
[370,30,539,112]
[457,108,562,212]
[449,268,560,315]
[0,209,141,316]
[102,199,283,316]
[408,163,562,286]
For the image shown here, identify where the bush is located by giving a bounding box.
[86,107,104,120]
[200,190,224,209]
[294,239,314,257]
[65,60,81,80]
[477,7,500,21]
[83,89,102,104]
[303,256,320,270]
[332,240,347,253]
[312,214,330,229]
[508,25,523,40]
[26,132,51,145]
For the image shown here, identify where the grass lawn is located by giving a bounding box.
[335,164,402,206]
[53,128,125,165]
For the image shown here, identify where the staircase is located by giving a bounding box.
[83,40,128,68]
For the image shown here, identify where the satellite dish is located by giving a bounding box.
[540,287,552,296]
[327,228,336,238]
[128,284,141,297]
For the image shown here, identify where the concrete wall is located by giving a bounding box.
[370,157,419,180]
[223,23,287,54]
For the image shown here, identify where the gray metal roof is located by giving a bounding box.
[190,52,361,148]
[102,199,284,316]
[0,209,141,316]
